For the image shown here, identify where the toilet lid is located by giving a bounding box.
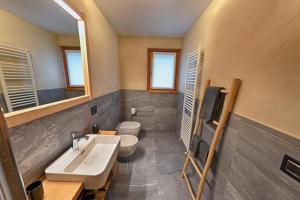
[119,121,141,129]
[120,135,138,147]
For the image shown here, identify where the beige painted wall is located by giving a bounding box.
[57,35,80,46]
[70,0,121,97]
[0,9,65,90]
[180,0,300,138]
[120,37,182,90]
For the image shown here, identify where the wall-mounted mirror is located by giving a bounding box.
[0,0,91,128]
[0,0,87,114]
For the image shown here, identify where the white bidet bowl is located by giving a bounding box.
[119,135,138,158]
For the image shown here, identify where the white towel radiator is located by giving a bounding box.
[180,49,202,150]
[0,44,39,112]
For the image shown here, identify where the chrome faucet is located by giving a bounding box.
[71,131,89,150]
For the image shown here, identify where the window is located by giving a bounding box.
[61,46,84,90]
[147,48,181,93]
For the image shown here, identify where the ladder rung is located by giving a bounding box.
[188,154,202,177]
[183,172,196,200]
[213,120,219,126]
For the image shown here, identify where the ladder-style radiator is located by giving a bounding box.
[180,49,202,150]
[0,44,39,112]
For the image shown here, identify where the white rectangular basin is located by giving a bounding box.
[45,134,120,189]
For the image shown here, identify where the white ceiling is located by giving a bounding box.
[0,0,78,35]
[94,0,212,37]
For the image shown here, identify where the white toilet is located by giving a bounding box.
[116,121,141,157]
[116,121,141,136]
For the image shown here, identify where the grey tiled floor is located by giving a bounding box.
[106,131,191,200]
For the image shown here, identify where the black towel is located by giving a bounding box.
[214,92,225,122]
[190,134,201,157]
[196,140,210,165]
[199,87,224,122]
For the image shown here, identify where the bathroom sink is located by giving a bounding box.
[45,135,120,189]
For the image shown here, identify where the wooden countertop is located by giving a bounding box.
[99,130,117,135]
[43,179,83,200]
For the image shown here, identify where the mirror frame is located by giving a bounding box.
[4,0,92,128]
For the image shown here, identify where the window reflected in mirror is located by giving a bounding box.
[61,46,84,90]
[0,0,85,114]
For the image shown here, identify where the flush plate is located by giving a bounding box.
[91,106,97,115]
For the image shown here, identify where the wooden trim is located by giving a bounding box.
[5,95,90,128]
[181,151,192,178]
[188,154,202,177]
[61,46,80,50]
[99,130,117,135]
[0,112,28,199]
[147,49,152,92]
[147,89,177,94]
[78,14,92,98]
[42,178,84,200]
[183,172,196,200]
[64,87,85,91]
[4,0,93,127]
[147,48,181,94]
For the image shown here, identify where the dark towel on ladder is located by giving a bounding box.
[190,134,201,157]
[196,140,210,165]
[199,87,224,122]
[189,135,210,165]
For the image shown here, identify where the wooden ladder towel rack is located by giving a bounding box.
[181,78,241,200]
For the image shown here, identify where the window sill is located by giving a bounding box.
[65,87,85,91]
[147,89,177,94]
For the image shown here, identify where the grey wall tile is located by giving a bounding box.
[153,108,177,132]
[187,113,300,200]
[64,90,85,99]
[38,88,84,105]
[37,88,65,105]
[121,90,178,134]
[9,102,90,185]
[7,86,300,200]
[90,90,122,130]
[8,90,122,185]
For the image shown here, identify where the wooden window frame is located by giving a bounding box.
[61,46,84,91]
[147,48,181,94]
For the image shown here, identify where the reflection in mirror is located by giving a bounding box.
[0,0,85,114]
